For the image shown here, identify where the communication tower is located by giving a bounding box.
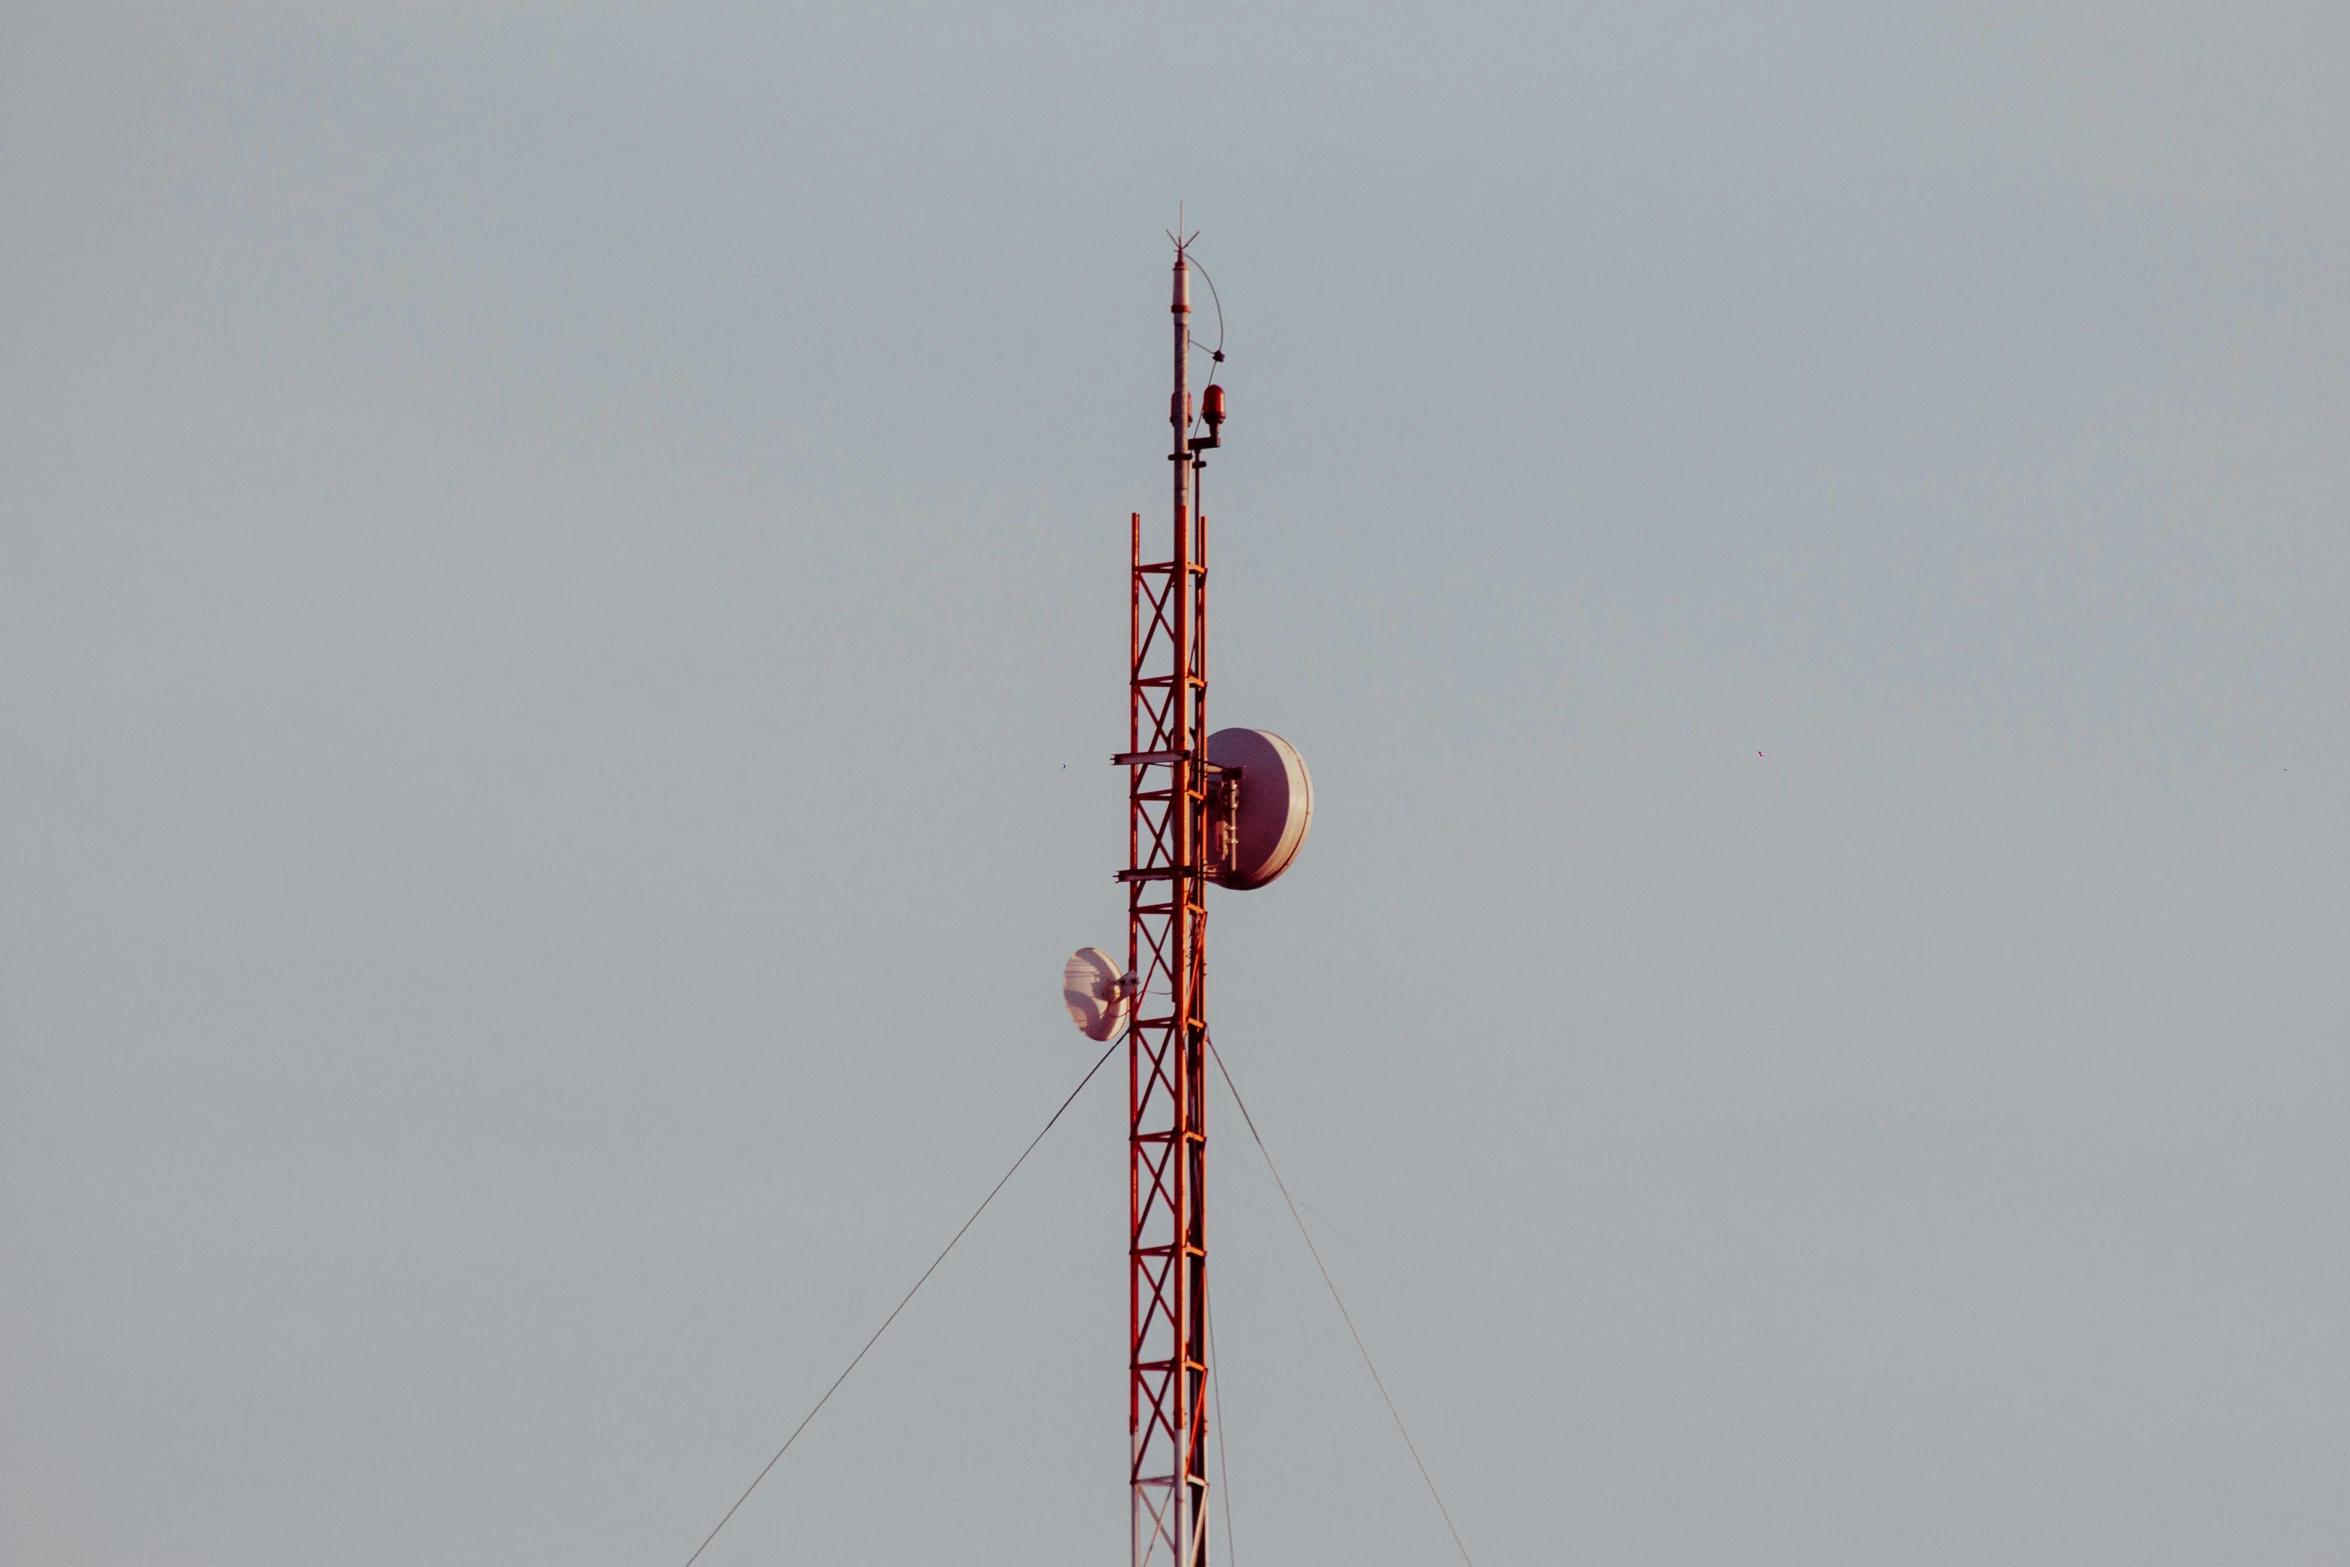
[1067,234,1312,1567]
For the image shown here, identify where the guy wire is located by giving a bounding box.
[1205,1032,1477,1567]
[674,1036,1122,1567]
[1208,1282,1237,1567]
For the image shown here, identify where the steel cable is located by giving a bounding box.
[1206,1034,1478,1567]
[674,1036,1121,1567]
[1207,1283,1238,1567]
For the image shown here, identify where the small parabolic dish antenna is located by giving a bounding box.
[1207,727,1313,890]
[1063,946,1131,1041]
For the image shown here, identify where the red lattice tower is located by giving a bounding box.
[1121,238,1213,1567]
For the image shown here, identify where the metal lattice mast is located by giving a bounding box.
[1123,238,1211,1567]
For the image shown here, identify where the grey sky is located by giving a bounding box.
[4,4,2344,1564]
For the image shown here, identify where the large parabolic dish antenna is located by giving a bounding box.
[1206,727,1313,890]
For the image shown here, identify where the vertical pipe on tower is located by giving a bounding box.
[1171,244,1192,880]
[1168,238,1200,1567]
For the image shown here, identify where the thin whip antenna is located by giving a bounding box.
[1189,255,1226,363]
[674,1037,1122,1567]
[1206,1034,1477,1567]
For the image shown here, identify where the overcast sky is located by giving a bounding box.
[4,4,2345,1564]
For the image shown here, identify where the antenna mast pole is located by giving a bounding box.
[1125,232,1212,1567]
